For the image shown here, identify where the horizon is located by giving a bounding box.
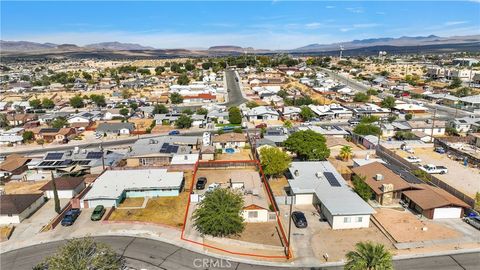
[1,1,480,49]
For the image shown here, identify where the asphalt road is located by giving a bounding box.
[224,69,247,107]
[1,236,478,270]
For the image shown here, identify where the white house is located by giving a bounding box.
[287,161,375,230]
[40,177,86,199]
[246,106,280,121]
[211,133,247,150]
[0,194,45,225]
[450,116,480,133]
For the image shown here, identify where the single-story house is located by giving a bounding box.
[40,176,86,199]
[0,154,31,179]
[35,128,76,143]
[0,194,45,225]
[212,133,247,149]
[96,122,135,135]
[200,145,215,161]
[81,169,184,208]
[287,161,375,229]
[246,106,280,121]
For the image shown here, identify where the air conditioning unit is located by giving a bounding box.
[375,174,384,181]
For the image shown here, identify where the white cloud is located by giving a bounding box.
[444,21,467,26]
[352,23,380,28]
[326,5,335,9]
[346,7,364,13]
[305,22,323,29]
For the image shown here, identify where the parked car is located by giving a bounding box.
[61,208,81,226]
[464,216,480,230]
[196,177,207,190]
[435,147,446,154]
[420,164,448,174]
[291,211,308,228]
[168,130,180,135]
[206,182,220,192]
[255,123,267,129]
[406,156,422,163]
[90,205,106,221]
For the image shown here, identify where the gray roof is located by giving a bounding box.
[128,136,198,157]
[96,122,135,133]
[287,161,374,216]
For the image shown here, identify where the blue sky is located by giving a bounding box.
[1,1,479,49]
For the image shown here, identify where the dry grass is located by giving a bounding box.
[118,198,145,207]
[216,149,253,161]
[268,176,288,196]
[3,180,48,194]
[228,222,284,246]
[129,119,154,131]
[0,226,14,241]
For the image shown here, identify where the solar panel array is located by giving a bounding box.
[45,153,64,160]
[86,152,103,159]
[159,143,179,153]
[323,172,341,187]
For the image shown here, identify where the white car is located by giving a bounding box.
[406,156,422,163]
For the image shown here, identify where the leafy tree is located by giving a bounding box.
[233,127,243,133]
[35,237,124,270]
[475,192,480,211]
[446,126,459,136]
[0,113,8,128]
[353,124,381,136]
[82,71,92,80]
[413,169,431,182]
[177,74,190,85]
[405,113,413,121]
[29,99,42,110]
[182,108,194,115]
[129,102,138,110]
[455,87,471,97]
[360,115,379,124]
[155,66,165,75]
[51,117,68,129]
[175,114,193,129]
[353,92,370,102]
[339,145,353,161]
[90,94,106,107]
[448,77,462,89]
[196,108,208,115]
[300,106,315,121]
[42,98,55,109]
[381,96,396,109]
[379,70,389,76]
[170,93,184,104]
[283,120,293,129]
[245,101,259,109]
[228,107,242,124]
[193,188,245,237]
[387,115,397,123]
[22,131,34,142]
[259,147,292,177]
[137,68,151,76]
[153,104,169,114]
[201,62,212,70]
[366,89,378,96]
[69,96,84,108]
[394,131,416,140]
[345,241,393,270]
[20,74,30,81]
[184,62,195,71]
[284,130,330,160]
[121,89,131,99]
[352,175,372,201]
[119,108,130,117]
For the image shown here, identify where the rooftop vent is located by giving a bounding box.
[375,174,384,181]
[294,170,299,177]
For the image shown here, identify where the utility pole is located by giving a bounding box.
[286,201,293,258]
[51,171,61,214]
[430,108,437,142]
[100,143,105,171]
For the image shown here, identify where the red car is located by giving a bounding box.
[255,123,267,129]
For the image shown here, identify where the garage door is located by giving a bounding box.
[433,207,461,219]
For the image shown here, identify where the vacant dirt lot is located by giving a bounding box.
[3,180,48,194]
[374,208,460,243]
[228,222,284,246]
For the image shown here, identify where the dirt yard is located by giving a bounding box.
[374,208,460,243]
[216,148,253,161]
[3,180,48,194]
[268,176,288,196]
[128,119,154,132]
[0,226,14,241]
[228,222,284,246]
[118,198,145,207]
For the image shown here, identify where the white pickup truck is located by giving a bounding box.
[420,164,448,174]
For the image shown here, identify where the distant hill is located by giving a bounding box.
[0,40,57,51]
[85,42,155,50]
[293,35,480,52]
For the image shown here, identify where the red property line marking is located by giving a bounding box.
[180,160,291,259]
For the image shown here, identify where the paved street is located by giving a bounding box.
[1,236,479,270]
[224,69,247,107]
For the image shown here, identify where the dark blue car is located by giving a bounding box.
[168,130,180,135]
[61,208,81,226]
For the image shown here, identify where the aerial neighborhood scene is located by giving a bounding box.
[0,1,479,270]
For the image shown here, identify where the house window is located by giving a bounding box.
[344,217,351,223]
[356,217,363,223]
[248,211,258,218]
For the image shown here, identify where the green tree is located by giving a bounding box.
[284,130,330,160]
[22,131,34,142]
[182,108,194,115]
[42,98,55,109]
[283,120,293,129]
[366,89,378,96]
[137,68,151,76]
[121,89,131,99]
[155,66,165,75]
[245,101,259,109]
[193,188,245,237]
[353,124,381,136]
[170,93,184,104]
[153,104,169,114]
[119,108,130,117]
[228,107,242,124]
[35,237,124,270]
[387,115,397,123]
[455,87,471,97]
[29,99,42,110]
[360,115,379,124]
[448,77,462,89]
[90,94,106,107]
[129,102,138,110]
[475,192,480,211]
[352,175,372,201]
[69,96,84,108]
[412,169,431,182]
[394,131,416,140]
[259,147,292,177]
[51,117,68,129]
[300,106,315,121]
[405,113,413,121]
[177,74,190,85]
[0,114,8,128]
[345,241,393,270]
[339,145,353,161]
[175,114,193,129]
[381,96,396,109]
[196,108,208,115]
[353,92,370,102]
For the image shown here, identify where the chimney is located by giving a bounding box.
[375,174,384,181]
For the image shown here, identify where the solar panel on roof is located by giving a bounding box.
[324,172,341,187]
[86,152,103,159]
[168,145,179,153]
[78,160,90,165]
[45,153,64,160]
[334,126,343,131]
[459,120,467,123]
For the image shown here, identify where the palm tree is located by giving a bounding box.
[339,145,353,161]
[345,241,393,270]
